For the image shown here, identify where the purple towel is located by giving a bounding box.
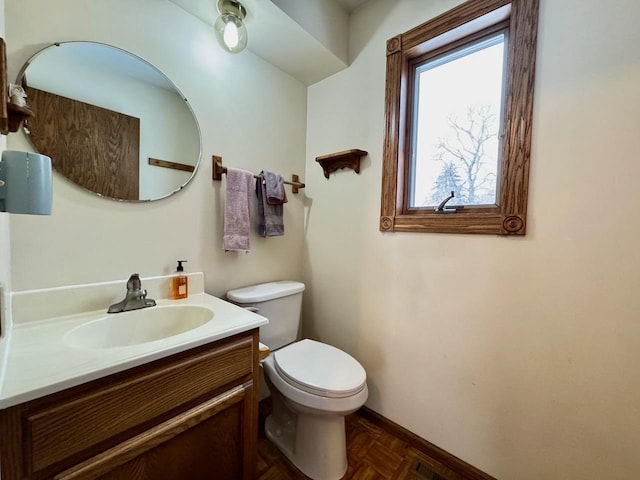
[256,172,284,237]
[263,170,288,205]
[223,168,254,252]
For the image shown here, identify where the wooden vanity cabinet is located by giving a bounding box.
[0,329,259,480]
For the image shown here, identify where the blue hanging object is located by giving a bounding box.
[0,150,52,215]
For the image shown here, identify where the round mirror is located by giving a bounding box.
[17,42,201,202]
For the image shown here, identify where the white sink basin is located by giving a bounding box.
[64,305,214,349]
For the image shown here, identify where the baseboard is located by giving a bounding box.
[358,406,496,480]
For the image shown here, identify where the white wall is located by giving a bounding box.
[304,0,640,479]
[5,0,307,294]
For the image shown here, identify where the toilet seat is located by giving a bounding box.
[274,339,366,398]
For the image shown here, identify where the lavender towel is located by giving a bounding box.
[223,168,254,252]
[256,172,284,237]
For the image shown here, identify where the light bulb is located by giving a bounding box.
[214,1,248,54]
[223,20,240,49]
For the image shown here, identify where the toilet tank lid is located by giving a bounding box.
[226,281,305,303]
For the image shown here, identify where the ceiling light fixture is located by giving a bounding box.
[214,0,248,54]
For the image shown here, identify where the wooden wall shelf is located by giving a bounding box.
[6,103,33,133]
[0,38,8,135]
[0,38,34,135]
[315,149,368,179]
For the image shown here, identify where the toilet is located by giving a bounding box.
[226,281,368,480]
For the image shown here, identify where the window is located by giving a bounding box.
[380,0,539,235]
[411,30,506,209]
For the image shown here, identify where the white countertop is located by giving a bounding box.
[0,292,267,409]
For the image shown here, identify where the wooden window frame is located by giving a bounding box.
[380,0,539,235]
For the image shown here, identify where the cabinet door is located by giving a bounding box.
[23,335,254,476]
[55,383,255,480]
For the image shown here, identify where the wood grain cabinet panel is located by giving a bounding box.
[26,87,140,200]
[56,385,249,480]
[0,330,259,480]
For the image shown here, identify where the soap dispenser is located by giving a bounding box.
[171,260,188,299]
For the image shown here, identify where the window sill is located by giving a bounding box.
[380,212,526,235]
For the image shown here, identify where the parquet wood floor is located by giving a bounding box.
[257,401,466,480]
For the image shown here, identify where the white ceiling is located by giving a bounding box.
[335,0,368,12]
[169,0,369,85]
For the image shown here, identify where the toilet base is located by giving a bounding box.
[260,345,368,479]
[265,407,348,480]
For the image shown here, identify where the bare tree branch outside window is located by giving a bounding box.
[428,105,498,206]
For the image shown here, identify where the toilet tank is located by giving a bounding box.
[226,281,305,350]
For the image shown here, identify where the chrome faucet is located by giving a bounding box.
[108,273,156,313]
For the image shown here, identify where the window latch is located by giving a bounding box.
[435,191,462,214]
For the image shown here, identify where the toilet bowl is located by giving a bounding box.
[262,339,368,480]
[225,281,368,480]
